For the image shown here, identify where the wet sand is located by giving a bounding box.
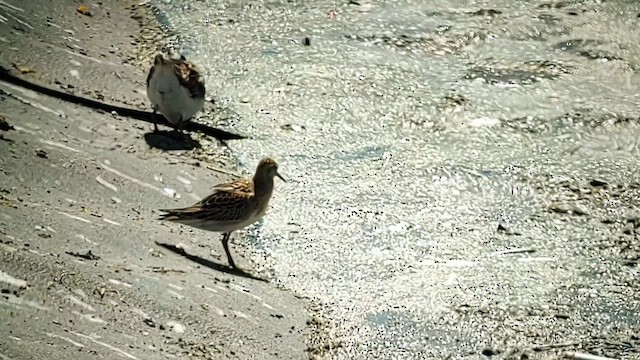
[0,1,308,359]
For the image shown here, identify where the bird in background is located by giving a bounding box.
[146,52,205,134]
[158,158,286,269]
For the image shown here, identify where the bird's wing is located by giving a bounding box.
[172,60,206,99]
[146,64,156,88]
[159,178,253,222]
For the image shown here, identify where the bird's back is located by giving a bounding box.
[147,65,204,124]
[159,178,260,233]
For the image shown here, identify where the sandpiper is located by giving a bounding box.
[146,53,206,133]
[158,158,286,269]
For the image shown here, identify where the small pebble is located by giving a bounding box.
[281,124,305,132]
[589,178,608,187]
[35,149,48,158]
[482,348,500,356]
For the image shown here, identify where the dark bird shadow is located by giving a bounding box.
[155,241,268,282]
[143,130,201,151]
[0,66,246,141]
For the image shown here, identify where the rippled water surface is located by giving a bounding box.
[151,0,640,358]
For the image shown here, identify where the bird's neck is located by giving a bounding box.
[253,175,274,197]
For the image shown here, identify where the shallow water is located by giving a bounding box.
[151,0,640,358]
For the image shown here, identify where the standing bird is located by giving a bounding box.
[146,53,206,133]
[158,158,286,269]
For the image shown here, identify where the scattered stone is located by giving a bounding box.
[281,124,306,132]
[35,149,48,158]
[571,205,590,216]
[441,93,468,108]
[495,224,522,236]
[65,250,100,261]
[554,313,570,320]
[150,266,185,274]
[482,348,500,356]
[143,318,157,328]
[493,248,536,256]
[589,179,607,187]
[12,63,35,74]
[76,4,92,17]
[469,9,502,16]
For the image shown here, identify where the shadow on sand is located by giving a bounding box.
[143,130,202,151]
[0,66,246,141]
[155,241,268,282]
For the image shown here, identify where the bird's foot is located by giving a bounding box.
[228,260,237,270]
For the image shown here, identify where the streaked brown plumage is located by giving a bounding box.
[159,158,286,269]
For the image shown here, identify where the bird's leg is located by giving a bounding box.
[173,116,183,135]
[152,107,159,132]
[171,117,185,141]
[221,232,237,269]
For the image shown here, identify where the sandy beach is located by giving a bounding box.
[0,0,309,359]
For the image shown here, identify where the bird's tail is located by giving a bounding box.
[157,207,199,221]
[158,208,180,221]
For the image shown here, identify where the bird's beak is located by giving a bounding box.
[276,171,286,182]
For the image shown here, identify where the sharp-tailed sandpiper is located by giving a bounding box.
[146,53,206,133]
[159,158,286,269]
